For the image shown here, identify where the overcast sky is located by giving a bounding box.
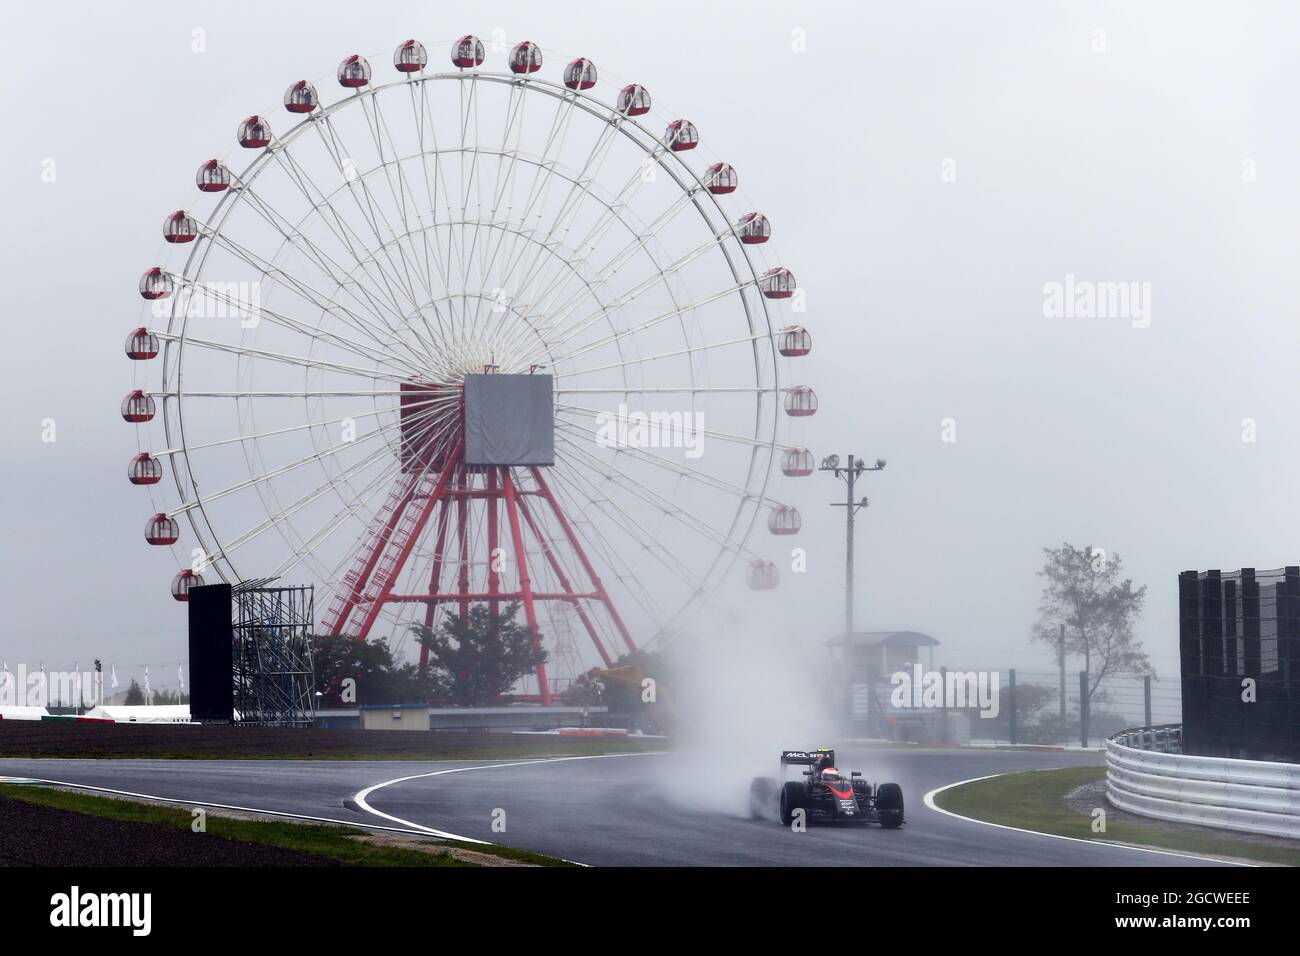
[3,0,1297,690]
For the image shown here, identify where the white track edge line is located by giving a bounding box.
[922,769,1254,867]
[352,751,669,863]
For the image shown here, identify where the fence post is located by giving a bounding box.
[1143,675,1152,729]
[1079,670,1089,748]
[1008,668,1017,746]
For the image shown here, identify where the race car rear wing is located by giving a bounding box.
[780,750,835,766]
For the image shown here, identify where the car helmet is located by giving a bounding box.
[821,767,842,784]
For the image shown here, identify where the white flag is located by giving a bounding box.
[144,665,151,701]
[177,664,185,692]
[1,661,9,688]
[111,664,119,689]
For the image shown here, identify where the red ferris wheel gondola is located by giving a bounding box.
[337,54,372,88]
[781,447,814,477]
[237,115,272,148]
[128,453,163,485]
[125,327,159,360]
[777,325,812,357]
[395,39,430,72]
[509,41,543,74]
[172,569,204,602]
[145,513,180,546]
[449,36,482,69]
[617,84,651,116]
[195,159,230,192]
[284,80,320,113]
[563,57,597,90]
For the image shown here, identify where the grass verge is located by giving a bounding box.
[0,783,571,867]
[932,767,1300,866]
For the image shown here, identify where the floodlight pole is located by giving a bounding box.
[821,455,886,638]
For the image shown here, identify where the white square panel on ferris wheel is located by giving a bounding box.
[463,373,556,467]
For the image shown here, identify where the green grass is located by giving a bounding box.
[933,767,1300,866]
[0,783,571,867]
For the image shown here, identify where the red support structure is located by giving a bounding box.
[417,496,453,670]
[531,466,638,656]
[501,468,550,704]
[324,431,636,702]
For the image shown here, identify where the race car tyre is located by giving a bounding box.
[876,782,904,828]
[779,781,805,826]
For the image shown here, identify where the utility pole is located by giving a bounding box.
[820,454,886,638]
[1058,622,1066,721]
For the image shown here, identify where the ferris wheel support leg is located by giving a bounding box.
[502,468,550,705]
[417,497,453,672]
[516,492,615,668]
[329,471,420,637]
[487,468,501,626]
[531,467,638,657]
[457,468,471,622]
[353,444,463,642]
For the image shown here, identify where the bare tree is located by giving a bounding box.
[1032,542,1151,707]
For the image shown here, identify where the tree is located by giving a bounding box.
[1032,542,1151,708]
[410,602,547,706]
[309,633,440,706]
[124,679,144,705]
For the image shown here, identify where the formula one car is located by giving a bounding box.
[750,749,904,828]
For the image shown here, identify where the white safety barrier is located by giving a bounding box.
[1105,726,1300,840]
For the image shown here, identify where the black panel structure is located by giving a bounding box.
[463,373,555,466]
[1179,567,1300,762]
[188,584,235,722]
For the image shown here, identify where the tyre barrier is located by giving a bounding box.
[1105,725,1300,840]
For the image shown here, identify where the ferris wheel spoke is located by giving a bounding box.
[555,401,773,452]
[515,151,682,323]
[546,460,683,618]
[407,81,456,301]
[358,92,439,303]
[215,434,405,564]
[541,283,748,367]
[152,403,399,458]
[501,117,622,319]
[548,233,722,338]
[534,191,693,322]
[184,230,433,376]
[166,410,424,517]
[549,458,701,613]
[552,419,782,509]
[165,274,429,380]
[476,88,582,317]
[555,435,751,559]
[307,113,433,319]
[156,332,410,384]
[228,175,419,340]
[265,149,422,325]
[560,331,770,379]
[273,410,459,585]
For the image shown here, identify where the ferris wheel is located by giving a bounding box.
[124,36,817,700]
